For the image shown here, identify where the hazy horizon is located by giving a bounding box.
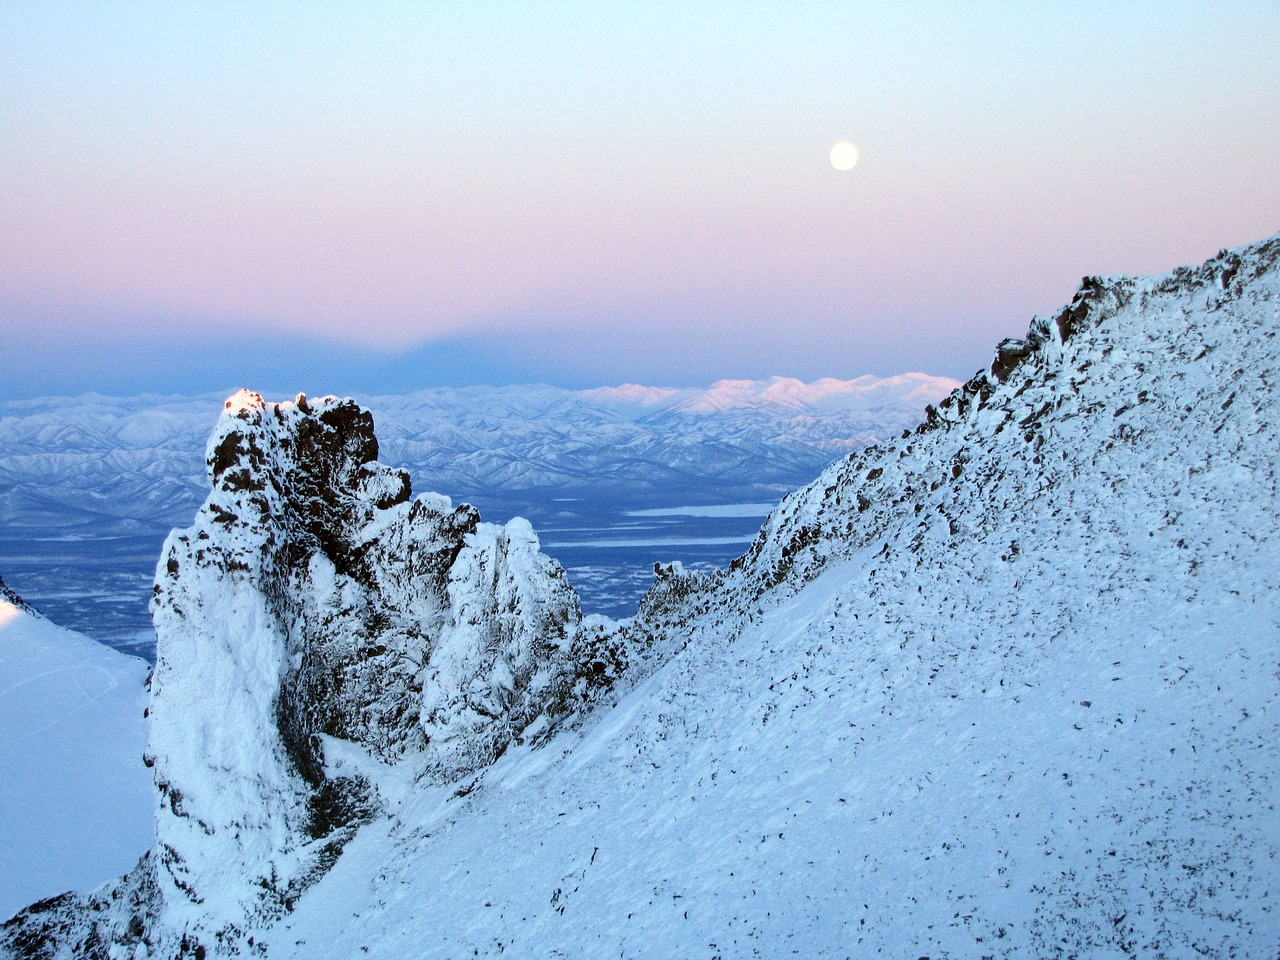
[3,2,1278,400]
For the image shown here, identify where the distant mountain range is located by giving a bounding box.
[0,374,958,652]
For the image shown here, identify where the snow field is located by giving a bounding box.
[0,597,152,920]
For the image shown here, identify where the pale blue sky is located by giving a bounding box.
[2,1,1277,397]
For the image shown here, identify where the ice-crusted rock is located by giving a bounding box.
[418,517,580,778]
[1,390,592,957]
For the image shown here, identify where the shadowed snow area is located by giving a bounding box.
[0,581,151,920]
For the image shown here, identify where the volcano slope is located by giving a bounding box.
[4,236,1279,958]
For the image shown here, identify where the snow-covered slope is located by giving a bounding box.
[0,374,957,650]
[0,577,151,921]
[5,236,1279,958]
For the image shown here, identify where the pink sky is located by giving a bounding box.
[2,2,1278,397]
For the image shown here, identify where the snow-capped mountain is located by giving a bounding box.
[0,577,152,921]
[4,235,1279,958]
[0,374,957,652]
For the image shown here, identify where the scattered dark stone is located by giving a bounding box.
[0,574,41,618]
[991,338,1033,383]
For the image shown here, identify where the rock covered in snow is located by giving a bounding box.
[418,517,580,778]
[0,575,39,618]
[3,390,595,957]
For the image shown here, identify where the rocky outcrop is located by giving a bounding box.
[417,517,581,777]
[2,390,604,958]
[0,575,40,618]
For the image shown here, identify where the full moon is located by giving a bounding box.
[830,140,859,171]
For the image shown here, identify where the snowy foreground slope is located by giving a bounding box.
[4,236,1279,958]
[0,578,151,921]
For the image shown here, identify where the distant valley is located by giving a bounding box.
[0,374,957,657]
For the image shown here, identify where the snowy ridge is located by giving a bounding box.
[732,240,1280,603]
[0,578,151,921]
[4,236,1279,958]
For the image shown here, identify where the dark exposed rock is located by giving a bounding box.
[0,574,41,619]
[1,854,160,960]
[991,337,1033,383]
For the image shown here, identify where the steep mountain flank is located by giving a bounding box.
[586,235,1280,956]
[5,235,1279,959]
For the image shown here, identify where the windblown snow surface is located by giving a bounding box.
[4,236,1279,958]
[0,580,151,920]
[268,242,1280,956]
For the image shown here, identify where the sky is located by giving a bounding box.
[1,1,1278,400]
